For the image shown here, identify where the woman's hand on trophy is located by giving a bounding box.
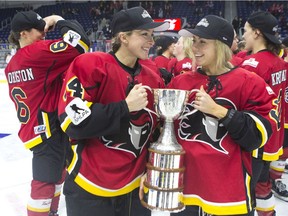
[193,85,228,119]
[125,84,148,112]
[139,173,147,200]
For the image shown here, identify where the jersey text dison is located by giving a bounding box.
[6,68,35,84]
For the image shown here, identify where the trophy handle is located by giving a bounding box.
[142,85,160,117]
[179,89,200,119]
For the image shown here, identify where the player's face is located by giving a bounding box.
[173,36,184,57]
[192,35,216,71]
[242,22,256,52]
[126,29,154,60]
[231,30,239,53]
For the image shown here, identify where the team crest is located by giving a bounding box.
[178,98,236,154]
[101,110,154,157]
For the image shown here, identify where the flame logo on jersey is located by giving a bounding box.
[178,98,236,154]
[101,110,154,157]
[270,89,282,131]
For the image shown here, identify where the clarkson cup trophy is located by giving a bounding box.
[141,88,198,215]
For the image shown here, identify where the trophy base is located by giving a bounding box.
[141,199,185,213]
[141,181,185,213]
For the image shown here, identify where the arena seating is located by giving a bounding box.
[0,1,287,44]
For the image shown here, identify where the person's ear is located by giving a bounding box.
[119,33,129,45]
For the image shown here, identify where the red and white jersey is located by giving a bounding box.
[58,52,164,197]
[168,68,276,215]
[5,28,89,149]
[240,50,287,161]
[167,57,193,76]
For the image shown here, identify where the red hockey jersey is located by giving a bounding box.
[5,26,89,149]
[241,50,287,161]
[167,57,193,76]
[152,55,171,70]
[168,67,276,215]
[58,52,164,197]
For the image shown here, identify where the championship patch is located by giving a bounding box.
[63,30,81,47]
[65,97,91,125]
[34,125,46,135]
[266,86,274,95]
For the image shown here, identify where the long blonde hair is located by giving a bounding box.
[214,40,233,72]
[182,36,195,60]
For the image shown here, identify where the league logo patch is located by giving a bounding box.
[34,125,46,135]
[64,30,81,47]
[65,97,91,125]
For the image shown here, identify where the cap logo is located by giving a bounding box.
[272,25,278,33]
[142,10,151,19]
[197,18,209,27]
[222,36,228,41]
[36,14,42,20]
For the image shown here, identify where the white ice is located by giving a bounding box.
[0,78,286,216]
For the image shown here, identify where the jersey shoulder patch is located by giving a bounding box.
[63,30,81,47]
[65,97,91,125]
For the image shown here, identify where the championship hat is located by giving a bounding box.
[178,15,234,47]
[247,11,280,45]
[111,6,169,37]
[11,11,45,32]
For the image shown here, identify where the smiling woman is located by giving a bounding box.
[167,15,278,216]
[56,6,169,216]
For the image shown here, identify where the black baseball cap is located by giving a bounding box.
[111,6,169,36]
[155,36,177,51]
[247,11,280,45]
[11,11,45,32]
[178,15,234,47]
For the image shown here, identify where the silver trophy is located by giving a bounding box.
[141,88,198,213]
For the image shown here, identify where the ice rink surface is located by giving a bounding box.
[0,81,286,216]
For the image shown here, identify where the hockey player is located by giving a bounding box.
[240,11,287,216]
[167,36,196,77]
[153,35,176,69]
[167,15,276,216]
[152,35,176,84]
[5,11,89,216]
[57,6,169,216]
[269,37,288,203]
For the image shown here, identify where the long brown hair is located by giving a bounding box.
[111,31,132,53]
[8,31,21,50]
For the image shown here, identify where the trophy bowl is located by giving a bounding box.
[155,89,187,121]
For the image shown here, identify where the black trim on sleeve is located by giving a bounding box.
[56,20,90,50]
[220,109,272,152]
